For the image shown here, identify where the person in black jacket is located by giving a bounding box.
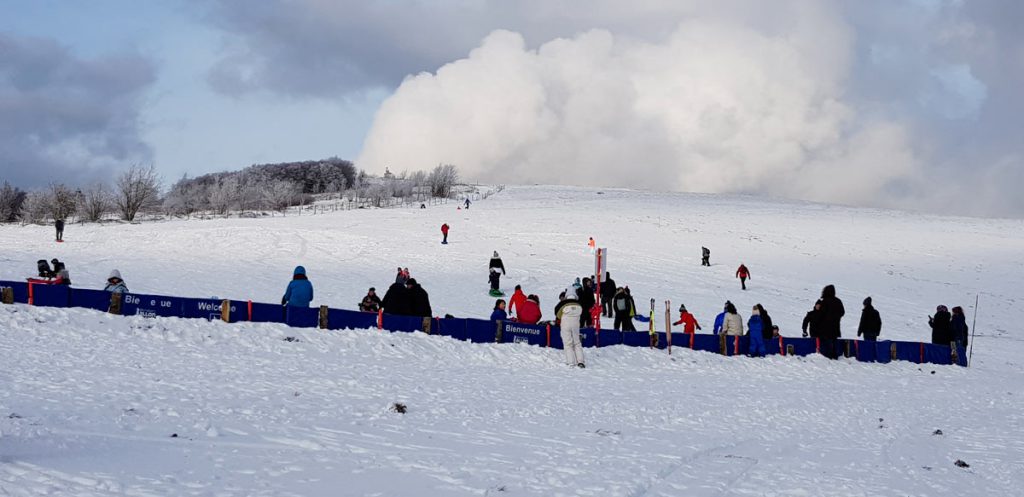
[406,278,432,317]
[755,304,774,340]
[929,305,953,345]
[55,219,65,242]
[576,277,596,327]
[818,285,845,359]
[381,281,410,316]
[802,300,822,338]
[701,246,710,266]
[600,272,616,317]
[488,251,506,291]
[359,287,382,312]
[857,297,882,341]
[951,306,969,349]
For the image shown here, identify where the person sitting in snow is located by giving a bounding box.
[104,270,128,293]
[359,287,381,312]
[490,299,507,321]
[282,266,314,307]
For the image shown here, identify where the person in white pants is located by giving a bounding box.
[555,290,586,368]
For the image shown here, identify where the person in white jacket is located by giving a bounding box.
[721,301,744,336]
[555,290,586,368]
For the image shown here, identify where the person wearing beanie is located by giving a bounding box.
[488,251,506,293]
[612,287,636,331]
[517,294,543,325]
[929,305,953,345]
[359,287,381,312]
[673,304,702,333]
[104,269,128,294]
[857,296,882,341]
[817,285,845,359]
[508,285,528,318]
[713,301,731,335]
[282,266,314,307]
[736,263,751,290]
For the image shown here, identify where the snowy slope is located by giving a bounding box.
[1,186,1022,496]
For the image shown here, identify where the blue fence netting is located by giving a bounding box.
[0,279,966,367]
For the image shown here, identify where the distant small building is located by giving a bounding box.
[383,167,394,179]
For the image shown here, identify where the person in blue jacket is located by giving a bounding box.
[748,305,766,357]
[713,301,731,334]
[282,266,314,307]
[490,299,507,321]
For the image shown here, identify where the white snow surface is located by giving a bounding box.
[1,185,1022,496]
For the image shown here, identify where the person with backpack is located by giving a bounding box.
[359,287,382,312]
[282,266,313,307]
[673,304,702,333]
[951,306,969,349]
[600,272,616,317]
[612,288,636,331]
[555,290,585,368]
[929,305,953,345]
[441,223,450,244]
[857,297,882,341]
[748,305,766,357]
[736,264,751,290]
[104,270,128,293]
[701,247,710,266]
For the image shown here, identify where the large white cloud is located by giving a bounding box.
[357,11,919,207]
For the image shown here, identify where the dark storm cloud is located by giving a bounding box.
[0,32,155,188]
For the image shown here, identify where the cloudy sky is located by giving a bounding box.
[1,0,1021,216]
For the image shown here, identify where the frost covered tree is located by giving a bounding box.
[163,175,207,217]
[20,190,51,223]
[262,180,301,211]
[115,164,161,221]
[428,164,459,198]
[0,181,26,222]
[208,177,239,215]
[79,183,111,222]
[48,183,78,221]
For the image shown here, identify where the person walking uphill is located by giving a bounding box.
[282,266,313,307]
[857,297,882,341]
[818,284,845,359]
[701,246,710,266]
[555,291,586,368]
[55,218,65,242]
[736,264,751,290]
[441,223,449,244]
[600,272,616,317]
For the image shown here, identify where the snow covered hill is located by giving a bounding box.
[1,186,1022,495]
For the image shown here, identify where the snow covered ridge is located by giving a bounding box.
[0,279,967,367]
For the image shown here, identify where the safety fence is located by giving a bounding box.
[0,279,967,367]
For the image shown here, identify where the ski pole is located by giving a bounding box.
[665,300,672,355]
[968,293,979,367]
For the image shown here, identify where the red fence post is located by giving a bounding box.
[377,310,384,330]
[546,324,551,348]
[733,335,740,355]
[247,300,253,321]
[27,281,34,306]
[779,336,785,356]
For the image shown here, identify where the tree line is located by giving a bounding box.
[0,160,462,224]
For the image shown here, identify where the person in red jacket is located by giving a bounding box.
[508,285,527,318]
[517,294,543,324]
[673,304,702,333]
[736,263,751,290]
[441,223,450,244]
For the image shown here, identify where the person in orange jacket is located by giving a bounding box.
[673,304,702,333]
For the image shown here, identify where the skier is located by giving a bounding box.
[406,278,432,318]
[600,272,616,317]
[576,278,596,327]
[701,246,710,266]
[441,223,449,244]
[282,266,313,307]
[755,304,773,340]
[508,285,527,318]
[55,218,64,242]
[818,285,845,359]
[857,297,882,341]
[951,306,969,349]
[736,264,751,290]
[104,269,128,293]
[713,301,731,334]
[587,237,595,254]
[359,287,381,312]
[490,299,507,321]
[673,304,702,334]
[929,305,953,345]
[748,306,766,357]
[612,288,636,331]
[802,300,822,338]
[555,290,585,368]
[488,251,506,295]
[381,281,411,316]
[518,295,543,325]
[721,302,744,336]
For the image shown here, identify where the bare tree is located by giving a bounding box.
[20,191,51,223]
[115,164,161,221]
[0,181,27,222]
[49,183,78,221]
[208,176,239,215]
[428,164,459,198]
[79,183,111,222]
